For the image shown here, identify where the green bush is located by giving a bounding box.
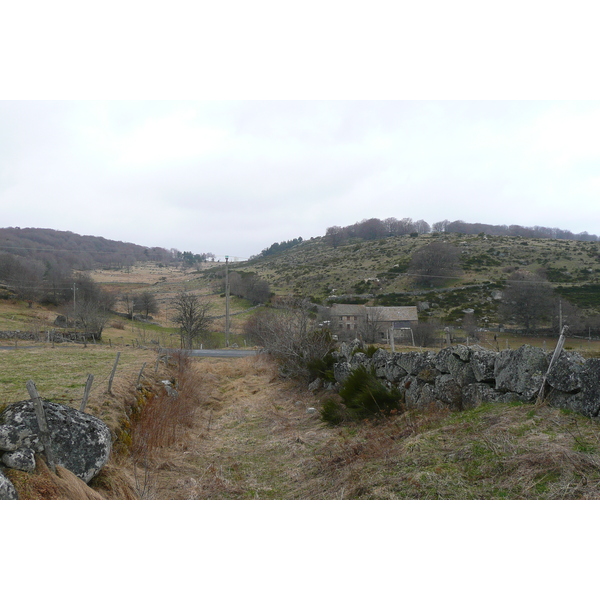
[307,351,336,383]
[321,365,403,425]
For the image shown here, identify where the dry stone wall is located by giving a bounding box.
[331,342,600,417]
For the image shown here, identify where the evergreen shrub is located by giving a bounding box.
[321,365,404,425]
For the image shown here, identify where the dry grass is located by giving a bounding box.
[7,456,110,500]
[124,356,600,500]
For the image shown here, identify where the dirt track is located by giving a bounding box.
[144,356,333,500]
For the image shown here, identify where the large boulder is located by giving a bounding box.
[546,351,586,393]
[470,350,497,383]
[447,353,477,387]
[0,400,112,483]
[333,361,352,384]
[433,346,454,374]
[371,348,390,378]
[462,383,503,409]
[494,345,548,401]
[384,354,409,383]
[397,351,437,376]
[435,374,463,410]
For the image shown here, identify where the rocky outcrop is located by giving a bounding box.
[0,400,112,498]
[329,343,600,419]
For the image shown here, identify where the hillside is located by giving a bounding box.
[228,231,600,333]
[0,227,175,270]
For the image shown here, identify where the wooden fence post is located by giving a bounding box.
[26,380,57,474]
[80,374,94,412]
[108,352,121,395]
[136,363,147,387]
[537,325,569,406]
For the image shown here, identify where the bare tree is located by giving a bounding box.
[360,306,387,344]
[413,219,431,234]
[411,319,440,347]
[134,291,159,318]
[244,297,335,380]
[325,226,347,248]
[171,292,213,349]
[229,271,271,304]
[409,242,461,287]
[432,220,450,233]
[499,271,554,333]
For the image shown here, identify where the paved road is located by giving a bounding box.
[187,349,259,358]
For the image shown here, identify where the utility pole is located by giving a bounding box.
[225,255,230,347]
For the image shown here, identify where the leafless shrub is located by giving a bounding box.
[411,319,441,347]
[130,351,201,460]
[244,297,336,381]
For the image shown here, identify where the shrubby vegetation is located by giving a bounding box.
[321,365,404,425]
[257,237,303,258]
[244,297,335,380]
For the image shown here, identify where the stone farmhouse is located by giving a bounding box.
[329,303,419,343]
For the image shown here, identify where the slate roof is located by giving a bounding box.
[367,306,418,322]
[330,304,418,322]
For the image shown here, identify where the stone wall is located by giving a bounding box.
[330,342,600,418]
[0,330,100,343]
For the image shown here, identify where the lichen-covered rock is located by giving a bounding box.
[568,358,600,417]
[333,361,352,384]
[0,469,18,500]
[350,352,369,368]
[433,346,454,373]
[0,423,43,453]
[416,367,440,384]
[1,447,36,472]
[339,339,364,361]
[384,355,408,383]
[451,344,472,362]
[329,344,599,419]
[371,348,390,378]
[412,383,442,410]
[470,350,497,383]
[308,378,322,392]
[398,351,437,376]
[547,351,585,393]
[0,400,111,483]
[447,353,477,387]
[435,374,462,410]
[494,345,548,400]
[462,383,502,409]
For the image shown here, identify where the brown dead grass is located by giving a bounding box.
[95,352,600,500]
[144,355,333,499]
[8,456,109,500]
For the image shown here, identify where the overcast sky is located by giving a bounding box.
[2,3,599,261]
